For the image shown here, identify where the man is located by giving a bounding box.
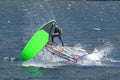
[51,23,64,47]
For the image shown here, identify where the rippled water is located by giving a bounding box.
[0,1,120,80]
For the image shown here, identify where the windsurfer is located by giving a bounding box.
[51,22,64,47]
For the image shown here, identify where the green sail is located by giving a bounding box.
[21,20,56,61]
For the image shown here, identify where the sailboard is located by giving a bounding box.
[46,44,88,63]
[21,20,56,61]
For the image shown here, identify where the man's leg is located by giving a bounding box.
[59,37,64,46]
[52,33,59,43]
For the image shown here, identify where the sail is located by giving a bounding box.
[21,20,56,61]
[41,20,56,42]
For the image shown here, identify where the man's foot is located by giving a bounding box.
[61,47,64,51]
[57,46,64,52]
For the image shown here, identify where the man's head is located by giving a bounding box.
[52,22,56,26]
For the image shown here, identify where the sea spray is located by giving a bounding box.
[77,42,114,66]
[23,1,55,43]
[22,42,114,68]
[22,48,69,68]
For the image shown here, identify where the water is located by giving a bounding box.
[0,1,120,80]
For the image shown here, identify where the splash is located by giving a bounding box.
[77,42,114,66]
[22,48,70,68]
[22,42,114,68]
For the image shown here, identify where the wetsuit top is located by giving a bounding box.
[54,27,61,34]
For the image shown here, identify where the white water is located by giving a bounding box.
[22,42,115,68]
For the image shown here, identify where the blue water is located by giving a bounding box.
[0,1,120,80]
